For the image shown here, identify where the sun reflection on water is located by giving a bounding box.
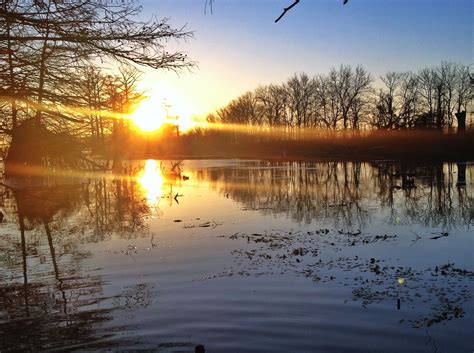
[138,160,164,205]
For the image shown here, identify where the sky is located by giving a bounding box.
[135,0,473,117]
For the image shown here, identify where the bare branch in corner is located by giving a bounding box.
[275,0,300,23]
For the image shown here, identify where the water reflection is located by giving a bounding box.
[0,172,156,351]
[196,161,472,229]
[138,159,164,204]
[0,159,193,351]
[0,160,472,352]
[137,159,186,213]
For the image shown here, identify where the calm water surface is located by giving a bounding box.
[0,160,472,352]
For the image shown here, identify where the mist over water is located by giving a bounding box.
[0,160,472,352]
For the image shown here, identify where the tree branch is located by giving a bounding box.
[275,0,349,23]
[275,0,300,23]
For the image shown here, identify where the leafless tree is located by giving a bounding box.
[372,72,421,129]
[284,73,317,129]
[0,0,193,169]
[328,65,372,129]
[255,84,287,128]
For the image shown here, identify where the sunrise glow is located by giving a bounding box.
[130,90,206,133]
[131,96,166,132]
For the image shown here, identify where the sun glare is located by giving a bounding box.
[138,159,164,202]
[129,90,206,133]
[131,97,166,132]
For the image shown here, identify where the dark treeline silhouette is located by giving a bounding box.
[100,63,473,161]
[139,128,473,161]
[208,63,472,132]
[140,62,472,161]
[0,0,192,175]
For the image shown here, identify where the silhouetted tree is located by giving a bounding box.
[255,84,287,128]
[284,73,317,129]
[373,72,420,129]
[328,65,372,130]
[0,0,193,172]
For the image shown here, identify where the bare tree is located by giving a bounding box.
[0,0,193,171]
[255,84,287,128]
[314,74,340,129]
[78,66,108,141]
[0,0,192,129]
[284,73,317,129]
[373,72,404,129]
[418,68,437,128]
[453,64,472,132]
[372,72,421,129]
[416,63,472,131]
[328,65,372,129]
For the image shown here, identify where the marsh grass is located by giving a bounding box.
[127,128,474,161]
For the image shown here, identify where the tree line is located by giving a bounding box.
[209,63,472,132]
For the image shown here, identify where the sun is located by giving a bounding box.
[130,96,166,132]
[129,90,207,133]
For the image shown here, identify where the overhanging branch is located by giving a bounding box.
[275,0,300,23]
[275,0,349,23]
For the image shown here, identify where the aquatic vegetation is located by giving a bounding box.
[217,228,473,328]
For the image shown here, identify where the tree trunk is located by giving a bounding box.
[456,163,466,187]
[455,111,466,133]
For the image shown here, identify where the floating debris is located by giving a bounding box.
[214,227,474,328]
[183,220,223,229]
[430,232,449,240]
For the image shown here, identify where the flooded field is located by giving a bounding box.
[0,160,472,352]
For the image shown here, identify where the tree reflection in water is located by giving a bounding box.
[0,160,471,350]
[196,161,472,229]
[0,169,157,351]
[195,161,472,329]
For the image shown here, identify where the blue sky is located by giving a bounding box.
[137,0,473,116]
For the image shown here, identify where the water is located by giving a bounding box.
[0,160,472,352]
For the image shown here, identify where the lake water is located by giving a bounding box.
[0,160,472,352]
